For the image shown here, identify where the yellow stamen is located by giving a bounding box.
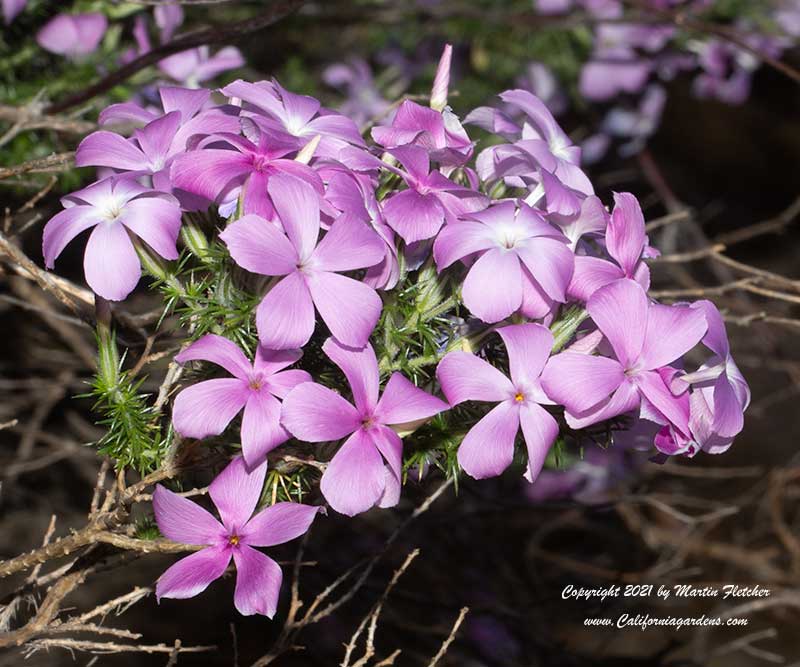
[514,392,525,403]
[229,535,240,546]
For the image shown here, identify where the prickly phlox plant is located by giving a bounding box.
[43,46,749,616]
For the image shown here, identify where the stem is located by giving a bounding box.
[550,306,589,353]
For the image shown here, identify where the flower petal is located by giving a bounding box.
[83,222,141,301]
[254,347,302,376]
[540,351,625,413]
[121,197,181,260]
[134,111,181,168]
[172,378,249,439]
[312,217,385,273]
[382,190,444,244]
[639,303,707,371]
[436,351,513,405]
[153,485,224,545]
[220,214,298,276]
[256,272,316,350]
[322,338,380,413]
[242,502,322,548]
[516,237,574,303]
[586,278,648,368]
[209,456,268,532]
[306,271,382,348]
[268,174,320,261]
[232,546,282,617]
[175,334,252,380]
[370,425,403,480]
[462,248,523,323]
[320,429,385,516]
[519,403,559,482]
[242,170,273,219]
[75,131,146,171]
[170,149,250,202]
[375,373,447,425]
[265,369,312,399]
[567,256,624,302]
[607,192,646,276]
[458,401,520,479]
[42,206,100,268]
[634,370,690,434]
[564,379,640,430]
[432,220,496,270]
[497,323,553,386]
[281,382,360,442]
[156,547,231,601]
[241,391,289,467]
[693,299,730,359]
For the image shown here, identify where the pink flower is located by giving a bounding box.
[158,46,244,87]
[281,338,448,516]
[380,145,487,244]
[77,96,238,185]
[42,176,181,301]
[433,200,574,322]
[541,279,707,433]
[170,123,322,219]
[172,335,310,467]
[372,99,473,167]
[437,323,558,481]
[154,457,322,617]
[679,300,750,454]
[568,192,652,302]
[222,79,366,160]
[36,13,107,58]
[221,175,385,350]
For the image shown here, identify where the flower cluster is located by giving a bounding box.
[527,0,800,160]
[43,45,749,616]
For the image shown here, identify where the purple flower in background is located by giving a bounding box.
[281,338,447,516]
[437,324,558,481]
[221,175,385,349]
[222,79,366,159]
[323,59,392,127]
[2,0,25,24]
[568,192,652,301]
[434,200,573,322]
[679,300,750,453]
[517,62,568,116]
[154,1,184,42]
[170,123,322,218]
[159,46,244,87]
[154,457,322,617]
[380,145,487,243]
[578,23,668,102]
[36,13,108,58]
[602,84,667,157]
[42,177,181,301]
[172,335,310,466]
[541,279,707,433]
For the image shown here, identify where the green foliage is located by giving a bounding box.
[86,343,167,474]
[134,516,162,541]
[150,235,261,355]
